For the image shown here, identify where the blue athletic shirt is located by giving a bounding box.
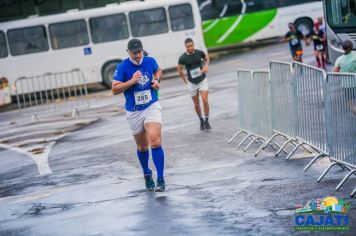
[113,56,159,112]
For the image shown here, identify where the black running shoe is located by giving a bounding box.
[144,174,155,191]
[204,120,211,130]
[155,177,165,192]
[200,120,205,130]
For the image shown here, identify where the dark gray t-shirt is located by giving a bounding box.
[178,49,207,84]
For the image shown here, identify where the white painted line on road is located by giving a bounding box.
[0,129,63,143]
[217,0,247,44]
[0,133,67,176]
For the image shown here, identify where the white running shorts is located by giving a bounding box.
[187,78,209,97]
[126,101,162,135]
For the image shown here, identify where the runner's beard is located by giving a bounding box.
[129,56,144,65]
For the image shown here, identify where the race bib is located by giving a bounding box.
[291,38,299,46]
[316,44,324,51]
[190,67,202,79]
[134,90,152,105]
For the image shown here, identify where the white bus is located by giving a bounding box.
[0,0,206,96]
[323,0,356,64]
[198,0,324,49]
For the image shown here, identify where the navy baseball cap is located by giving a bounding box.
[128,38,143,53]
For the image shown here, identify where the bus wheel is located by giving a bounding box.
[295,18,313,36]
[102,61,120,88]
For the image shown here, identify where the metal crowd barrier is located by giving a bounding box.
[252,71,273,138]
[246,71,274,152]
[318,73,356,197]
[255,61,311,157]
[228,70,283,153]
[228,70,255,149]
[287,62,329,168]
[229,63,356,197]
[14,69,89,119]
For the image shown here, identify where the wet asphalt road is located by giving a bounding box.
[0,42,355,235]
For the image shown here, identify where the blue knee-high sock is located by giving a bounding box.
[137,150,150,175]
[151,146,165,178]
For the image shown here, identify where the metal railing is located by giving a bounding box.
[229,63,356,197]
[14,69,89,119]
[318,73,356,195]
[255,61,310,157]
[228,70,254,149]
[286,62,328,164]
[229,69,284,154]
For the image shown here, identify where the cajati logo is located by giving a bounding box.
[294,197,351,231]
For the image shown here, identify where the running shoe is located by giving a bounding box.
[155,177,165,192]
[144,174,155,191]
[204,120,211,130]
[200,120,205,130]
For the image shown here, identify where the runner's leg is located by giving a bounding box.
[192,94,202,118]
[314,50,321,67]
[200,90,211,129]
[133,132,150,175]
[133,131,155,190]
[200,90,209,118]
[192,94,205,130]
[145,122,165,191]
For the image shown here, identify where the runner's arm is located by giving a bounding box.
[151,68,162,90]
[153,68,163,83]
[284,32,290,42]
[177,64,187,84]
[202,54,210,74]
[112,71,141,95]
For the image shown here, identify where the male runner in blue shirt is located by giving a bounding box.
[112,39,165,191]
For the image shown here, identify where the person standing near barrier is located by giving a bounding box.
[308,22,327,69]
[333,40,356,113]
[333,40,356,73]
[112,38,166,192]
[285,23,308,62]
[177,38,211,130]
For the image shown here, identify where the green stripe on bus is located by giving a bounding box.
[202,9,277,48]
[203,16,239,46]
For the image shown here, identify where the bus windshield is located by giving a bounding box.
[325,0,356,28]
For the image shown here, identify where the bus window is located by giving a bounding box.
[0,31,8,58]
[7,25,49,56]
[169,4,195,31]
[49,20,89,49]
[129,8,168,37]
[326,0,356,27]
[89,13,129,44]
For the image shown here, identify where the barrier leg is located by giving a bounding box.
[255,133,279,157]
[244,136,260,152]
[270,142,288,154]
[275,138,294,157]
[335,169,356,191]
[72,108,80,117]
[300,144,313,154]
[285,142,306,160]
[304,153,326,172]
[351,188,356,198]
[228,130,245,144]
[317,162,340,183]
[236,134,253,149]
